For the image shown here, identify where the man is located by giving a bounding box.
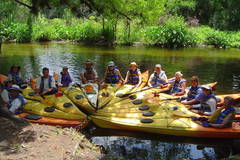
[181,76,204,105]
[58,66,72,87]
[102,61,124,85]
[8,85,26,114]
[168,71,186,96]
[124,62,142,87]
[80,60,98,84]
[192,96,235,128]
[148,64,168,88]
[36,67,58,96]
[190,85,217,115]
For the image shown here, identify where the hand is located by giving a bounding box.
[202,122,210,127]
[181,101,187,105]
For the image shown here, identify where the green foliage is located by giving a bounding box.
[144,17,196,48]
[206,30,231,48]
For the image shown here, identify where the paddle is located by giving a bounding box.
[116,86,154,98]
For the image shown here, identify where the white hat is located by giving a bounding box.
[108,61,115,67]
[9,85,22,92]
[155,64,161,68]
[130,62,137,66]
[175,71,183,77]
[201,85,212,91]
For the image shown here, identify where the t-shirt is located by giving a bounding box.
[192,97,216,116]
[1,89,10,103]
[36,76,56,92]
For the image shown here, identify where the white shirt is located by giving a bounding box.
[9,97,26,113]
[1,89,10,103]
[149,71,168,84]
[192,98,216,115]
[36,76,56,92]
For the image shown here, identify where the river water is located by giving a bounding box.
[1,42,240,159]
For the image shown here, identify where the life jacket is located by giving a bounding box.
[60,72,72,86]
[105,68,120,84]
[128,69,140,85]
[9,72,22,84]
[187,85,201,100]
[40,76,52,93]
[200,93,217,111]
[170,78,186,94]
[212,107,235,125]
[151,71,167,86]
[84,68,96,81]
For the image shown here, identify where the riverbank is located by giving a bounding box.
[1,16,240,49]
[0,118,104,160]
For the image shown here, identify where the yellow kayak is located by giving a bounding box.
[22,87,85,116]
[24,100,86,120]
[64,87,96,114]
[98,84,121,108]
[80,83,99,108]
[91,115,240,138]
[107,71,149,106]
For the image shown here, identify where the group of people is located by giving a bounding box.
[0,61,236,128]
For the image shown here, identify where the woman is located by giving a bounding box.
[124,62,142,87]
[148,64,168,88]
[58,66,72,87]
[168,71,186,96]
[102,61,124,85]
[8,65,25,86]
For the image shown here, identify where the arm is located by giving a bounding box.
[136,72,142,87]
[117,69,124,82]
[181,99,199,105]
[203,99,216,116]
[210,113,234,128]
[148,74,154,87]
[124,71,129,84]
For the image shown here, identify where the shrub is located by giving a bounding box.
[144,17,196,48]
[206,30,231,48]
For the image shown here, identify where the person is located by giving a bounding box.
[190,85,217,115]
[181,76,204,105]
[80,60,98,84]
[58,66,72,87]
[148,64,168,88]
[102,61,124,85]
[8,85,26,114]
[36,67,58,96]
[124,62,142,87]
[168,71,186,96]
[8,65,25,87]
[192,96,235,128]
[0,79,13,106]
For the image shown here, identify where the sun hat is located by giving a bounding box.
[9,85,22,92]
[201,85,212,91]
[108,61,115,67]
[129,62,137,67]
[85,59,94,65]
[155,64,161,68]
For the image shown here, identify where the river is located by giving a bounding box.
[1,42,240,159]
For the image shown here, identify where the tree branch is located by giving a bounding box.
[13,0,33,10]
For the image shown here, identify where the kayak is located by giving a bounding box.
[24,100,86,120]
[106,71,149,106]
[98,84,121,108]
[22,87,85,116]
[94,99,199,118]
[64,87,96,114]
[91,115,240,138]
[0,74,8,84]
[18,112,88,128]
[80,83,99,108]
